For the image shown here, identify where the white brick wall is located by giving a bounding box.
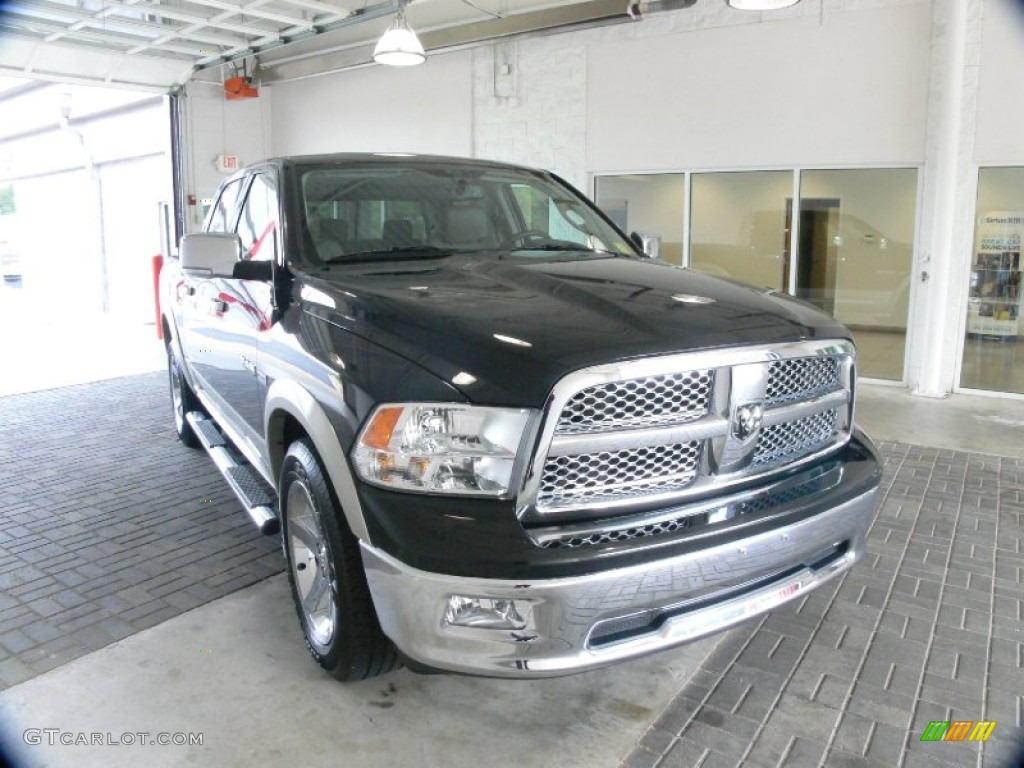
[473,40,588,191]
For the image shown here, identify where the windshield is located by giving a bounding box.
[297,163,637,263]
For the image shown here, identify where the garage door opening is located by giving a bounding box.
[0,78,173,396]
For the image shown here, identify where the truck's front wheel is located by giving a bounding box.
[167,344,200,449]
[280,438,398,681]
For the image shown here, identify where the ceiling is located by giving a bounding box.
[0,0,633,92]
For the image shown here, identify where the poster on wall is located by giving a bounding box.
[967,211,1022,338]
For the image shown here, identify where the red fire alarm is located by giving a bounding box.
[225,76,259,100]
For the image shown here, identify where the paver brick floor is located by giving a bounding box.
[622,442,1024,768]
[0,372,282,689]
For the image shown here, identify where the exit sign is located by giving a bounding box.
[216,154,239,173]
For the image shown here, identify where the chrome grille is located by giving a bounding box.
[538,442,701,509]
[766,357,840,406]
[556,370,713,434]
[541,516,698,549]
[753,409,838,468]
[527,340,854,519]
[536,465,842,550]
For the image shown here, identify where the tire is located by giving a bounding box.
[280,438,399,681]
[167,343,200,449]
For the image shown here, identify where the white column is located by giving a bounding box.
[908,0,983,397]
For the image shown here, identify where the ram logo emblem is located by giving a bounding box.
[732,403,764,441]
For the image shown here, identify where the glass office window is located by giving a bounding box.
[595,175,684,265]
[690,171,791,291]
[799,169,917,380]
[959,167,1024,394]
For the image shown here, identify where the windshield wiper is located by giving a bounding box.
[324,246,453,264]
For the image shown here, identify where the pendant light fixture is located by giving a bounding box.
[373,1,426,67]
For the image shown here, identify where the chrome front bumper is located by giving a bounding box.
[361,486,877,678]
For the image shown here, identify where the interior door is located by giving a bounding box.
[795,198,841,316]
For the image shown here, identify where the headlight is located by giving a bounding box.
[352,403,533,496]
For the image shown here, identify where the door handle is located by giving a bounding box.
[211,298,228,313]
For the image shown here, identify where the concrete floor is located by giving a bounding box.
[0,576,715,768]
[857,384,1024,459]
[0,285,165,397]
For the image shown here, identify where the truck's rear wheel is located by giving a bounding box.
[167,344,200,449]
[280,438,399,681]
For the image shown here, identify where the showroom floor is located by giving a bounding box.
[0,374,1022,767]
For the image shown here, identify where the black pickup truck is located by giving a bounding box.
[161,153,881,680]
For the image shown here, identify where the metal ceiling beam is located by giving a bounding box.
[125,0,313,58]
[115,0,277,37]
[8,0,253,48]
[0,15,201,57]
[273,0,357,15]
[175,0,316,28]
[190,0,397,71]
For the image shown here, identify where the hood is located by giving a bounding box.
[295,253,850,407]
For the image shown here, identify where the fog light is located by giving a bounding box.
[444,596,531,630]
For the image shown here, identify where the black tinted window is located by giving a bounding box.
[299,165,634,263]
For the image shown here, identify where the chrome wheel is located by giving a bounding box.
[169,356,184,433]
[286,481,336,648]
[167,345,199,448]
[280,437,398,680]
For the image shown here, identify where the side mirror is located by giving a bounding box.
[630,231,661,259]
[180,233,241,278]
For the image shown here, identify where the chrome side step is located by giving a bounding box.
[186,411,280,535]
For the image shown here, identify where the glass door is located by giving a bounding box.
[690,171,791,291]
[959,167,1024,394]
[797,169,917,380]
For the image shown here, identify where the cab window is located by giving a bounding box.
[235,174,279,262]
[206,178,245,233]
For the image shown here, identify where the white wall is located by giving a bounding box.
[191,1,934,191]
[181,82,273,230]
[587,3,931,173]
[975,0,1024,165]
[270,51,472,157]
